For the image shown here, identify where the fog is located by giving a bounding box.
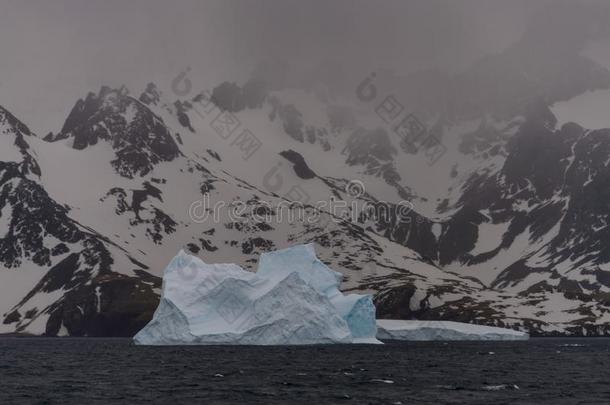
[1,0,609,133]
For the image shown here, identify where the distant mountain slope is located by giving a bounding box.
[0,108,159,336]
[0,58,609,337]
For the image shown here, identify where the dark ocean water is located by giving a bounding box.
[1,338,609,404]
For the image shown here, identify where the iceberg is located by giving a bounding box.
[134,244,380,345]
[376,320,529,341]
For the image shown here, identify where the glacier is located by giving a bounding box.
[134,244,380,345]
[376,320,529,341]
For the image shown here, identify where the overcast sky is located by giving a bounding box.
[0,0,562,134]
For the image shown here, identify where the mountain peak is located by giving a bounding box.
[0,105,33,138]
[52,86,181,178]
[60,85,131,135]
[139,83,161,106]
[0,105,40,177]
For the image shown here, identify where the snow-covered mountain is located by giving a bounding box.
[0,105,159,336]
[0,73,607,337]
[2,6,610,336]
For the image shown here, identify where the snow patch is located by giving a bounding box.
[0,204,13,238]
[471,220,510,256]
[551,89,610,130]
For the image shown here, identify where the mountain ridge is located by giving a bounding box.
[0,73,608,336]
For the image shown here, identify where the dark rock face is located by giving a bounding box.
[55,86,181,178]
[0,157,158,336]
[405,108,610,328]
[211,81,246,113]
[0,105,160,337]
[0,162,158,336]
[45,272,160,337]
[0,107,41,176]
[361,105,609,296]
[268,98,305,142]
[0,107,33,138]
[279,150,316,179]
[210,79,269,113]
[343,128,412,200]
[374,284,419,319]
[449,108,610,276]
[327,100,610,335]
[0,174,80,269]
[174,101,195,132]
[0,113,79,271]
[102,182,177,245]
[139,83,161,106]
[458,118,515,159]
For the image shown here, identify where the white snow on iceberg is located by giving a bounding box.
[376,320,529,341]
[134,244,380,345]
